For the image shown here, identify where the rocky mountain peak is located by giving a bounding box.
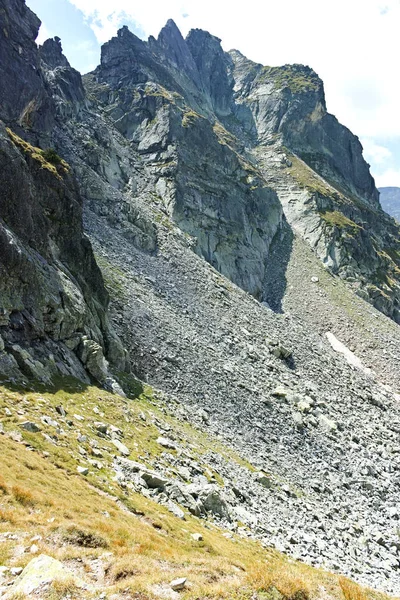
[155,18,202,88]
[39,36,70,69]
[185,28,233,116]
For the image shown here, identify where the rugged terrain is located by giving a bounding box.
[379,187,400,221]
[1,0,400,598]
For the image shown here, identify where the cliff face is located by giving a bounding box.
[0,0,125,386]
[84,21,400,322]
[0,0,54,133]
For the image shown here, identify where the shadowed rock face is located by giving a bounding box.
[0,0,125,385]
[86,20,399,320]
[0,0,54,132]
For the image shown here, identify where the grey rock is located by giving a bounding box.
[170,577,187,591]
[157,437,177,449]
[77,466,89,475]
[21,422,41,433]
[112,439,130,456]
[255,472,273,488]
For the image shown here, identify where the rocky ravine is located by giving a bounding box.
[1,0,400,595]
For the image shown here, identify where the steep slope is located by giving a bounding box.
[1,1,400,595]
[0,0,125,388]
[85,23,400,324]
[0,381,391,600]
[379,187,400,221]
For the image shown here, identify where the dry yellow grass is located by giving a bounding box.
[0,382,396,600]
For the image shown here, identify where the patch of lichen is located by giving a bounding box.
[213,121,238,148]
[260,65,320,93]
[382,246,400,265]
[182,109,203,128]
[6,128,69,179]
[319,210,362,234]
[286,153,345,199]
[94,254,127,299]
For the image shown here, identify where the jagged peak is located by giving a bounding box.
[157,18,186,50]
[158,18,181,38]
[113,24,146,48]
[39,36,70,69]
[155,18,201,87]
[186,27,222,46]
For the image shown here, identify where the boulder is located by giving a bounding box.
[3,555,84,599]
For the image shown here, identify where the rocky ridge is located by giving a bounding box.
[0,0,125,389]
[1,0,400,595]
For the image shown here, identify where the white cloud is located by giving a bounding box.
[375,167,400,187]
[361,139,392,165]
[35,22,53,45]
[65,0,400,180]
[65,0,400,136]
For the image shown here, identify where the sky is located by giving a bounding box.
[27,0,400,188]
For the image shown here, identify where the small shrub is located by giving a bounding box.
[45,577,81,600]
[0,474,8,494]
[62,526,108,548]
[40,148,62,165]
[11,485,36,507]
[0,508,16,524]
[339,576,369,600]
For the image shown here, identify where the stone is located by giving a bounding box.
[10,567,23,576]
[292,412,304,429]
[55,405,66,417]
[141,472,168,489]
[41,416,58,428]
[170,577,187,591]
[270,344,292,359]
[191,533,203,542]
[297,398,313,413]
[255,472,273,488]
[311,276,319,283]
[112,439,130,456]
[3,555,83,599]
[157,437,177,449]
[271,386,289,398]
[167,502,185,520]
[21,421,41,433]
[95,422,108,434]
[77,466,89,475]
[318,414,337,432]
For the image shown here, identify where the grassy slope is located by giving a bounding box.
[0,379,393,600]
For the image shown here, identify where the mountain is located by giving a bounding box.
[1,1,400,598]
[379,187,400,221]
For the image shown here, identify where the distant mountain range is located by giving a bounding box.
[379,187,400,221]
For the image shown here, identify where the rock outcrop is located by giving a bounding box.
[83,21,400,321]
[0,0,125,385]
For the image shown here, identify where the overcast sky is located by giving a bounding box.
[27,0,400,188]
